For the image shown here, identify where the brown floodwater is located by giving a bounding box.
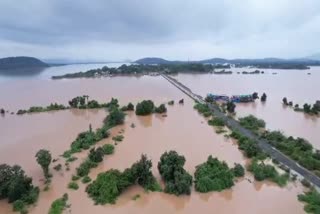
[0,69,305,213]
[175,67,320,148]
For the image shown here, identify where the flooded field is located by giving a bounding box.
[0,65,306,213]
[175,67,320,148]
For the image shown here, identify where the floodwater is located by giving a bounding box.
[0,64,305,213]
[175,67,320,148]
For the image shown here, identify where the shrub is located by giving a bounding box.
[53,164,62,171]
[135,100,155,115]
[298,190,320,213]
[239,115,266,131]
[48,193,68,214]
[72,175,80,181]
[226,101,236,113]
[248,160,289,187]
[13,200,26,212]
[261,93,267,102]
[88,147,105,163]
[194,156,235,192]
[158,151,192,195]
[168,100,174,105]
[66,156,78,162]
[81,176,92,184]
[76,160,98,177]
[102,144,115,155]
[112,135,124,142]
[127,103,134,111]
[194,103,211,116]
[208,117,225,127]
[104,108,125,127]
[154,104,167,114]
[68,182,79,190]
[233,164,245,177]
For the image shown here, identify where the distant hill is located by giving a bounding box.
[306,53,320,61]
[0,56,48,70]
[135,57,320,66]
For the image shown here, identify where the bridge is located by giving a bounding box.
[162,73,320,188]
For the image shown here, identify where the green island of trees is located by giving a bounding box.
[135,100,168,115]
[16,96,121,115]
[0,164,39,214]
[194,156,243,192]
[48,193,69,214]
[283,98,320,116]
[62,98,124,158]
[298,189,320,213]
[248,159,289,187]
[135,100,155,115]
[86,155,161,204]
[158,151,193,195]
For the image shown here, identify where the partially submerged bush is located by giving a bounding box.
[82,176,92,184]
[194,156,235,192]
[298,190,320,213]
[68,182,79,190]
[158,151,192,195]
[135,100,155,115]
[86,155,160,204]
[194,102,211,117]
[232,164,245,177]
[208,117,225,127]
[102,144,115,155]
[248,159,289,187]
[48,193,69,214]
[154,104,167,114]
[239,115,266,131]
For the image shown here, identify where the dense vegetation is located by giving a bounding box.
[154,104,167,114]
[248,159,289,187]
[194,102,211,117]
[238,115,266,131]
[262,131,320,176]
[135,100,155,115]
[86,155,160,204]
[0,164,39,214]
[194,156,242,192]
[158,151,193,195]
[226,101,236,113]
[48,193,69,214]
[298,189,320,213]
[230,130,264,158]
[208,117,225,127]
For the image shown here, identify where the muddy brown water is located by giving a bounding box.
[0,71,305,213]
[175,67,320,149]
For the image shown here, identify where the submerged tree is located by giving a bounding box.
[282,97,288,105]
[226,101,236,113]
[252,92,259,100]
[35,149,52,180]
[261,93,267,102]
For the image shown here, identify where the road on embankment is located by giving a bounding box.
[161,73,320,188]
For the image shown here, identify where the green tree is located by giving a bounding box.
[135,100,155,115]
[154,104,167,113]
[35,149,52,179]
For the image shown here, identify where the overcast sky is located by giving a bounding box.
[0,0,319,61]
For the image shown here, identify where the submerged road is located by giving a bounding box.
[162,73,320,188]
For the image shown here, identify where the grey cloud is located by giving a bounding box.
[0,0,320,60]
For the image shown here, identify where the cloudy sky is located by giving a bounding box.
[0,0,319,61]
